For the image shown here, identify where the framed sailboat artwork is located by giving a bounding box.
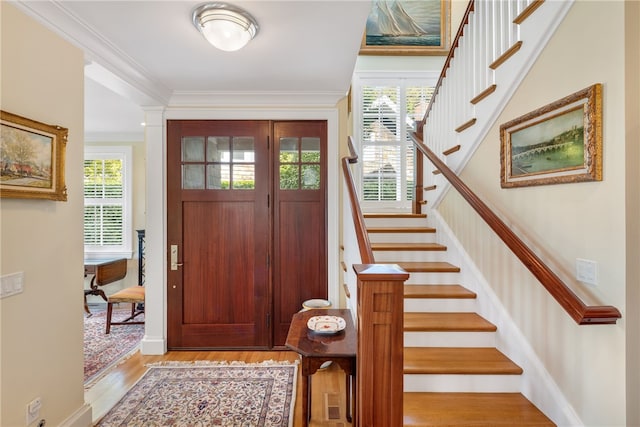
[360,0,451,56]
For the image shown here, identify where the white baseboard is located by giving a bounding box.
[140,335,166,355]
[60,403,92,427]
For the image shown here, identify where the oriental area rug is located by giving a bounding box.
[95,361,298,427]
[84,305,144,387]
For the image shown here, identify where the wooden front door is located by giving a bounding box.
[167,120,327,348]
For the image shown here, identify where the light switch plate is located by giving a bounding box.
[0,272,24,298]
[576,258,597,286]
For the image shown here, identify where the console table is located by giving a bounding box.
[83,257,127,314]
[285,308,356,426]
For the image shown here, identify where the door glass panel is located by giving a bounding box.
[207,137,230,162]
[233,164,255,189]
[280,165,299,189]
[279,137,299,162]
[182,165,205,189]
[301,164,320,189]
[233,137,255,161]
[182,137,205,162]
[301,137,320,162]
[206,164,229,189]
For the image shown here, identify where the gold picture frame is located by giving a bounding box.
[1,110,68,201]
[500,84,603,188]
[359,0,451,56]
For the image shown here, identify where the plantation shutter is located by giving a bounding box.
[357,79,434,210]
[84,146,132,257]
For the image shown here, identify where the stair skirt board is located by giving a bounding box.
[404,331,495,348]
[404,373,521,393]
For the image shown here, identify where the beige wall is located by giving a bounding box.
[438,1,630,425]
[0,3,87,426]
[624,1,640,425]
[83,140,146,302]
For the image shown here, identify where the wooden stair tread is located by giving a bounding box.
[394,261,460,273]
[367,226,436,233]
[404,312,496,332]
[371,242,447,251]
[404,347,523,375]
[404,392,556,426]
[364,213,426,218]
[404,284,476,299]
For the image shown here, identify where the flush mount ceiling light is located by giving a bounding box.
[192,2,259,52]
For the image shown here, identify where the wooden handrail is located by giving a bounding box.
[411,132,621,325]
[342,136,374,264]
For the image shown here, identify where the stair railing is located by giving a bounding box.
[411,0,620,325]
[342,136,374,264]
[412,132,621,325]
[342,136,405,426]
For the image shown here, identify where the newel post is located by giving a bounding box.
[354,264,408,427]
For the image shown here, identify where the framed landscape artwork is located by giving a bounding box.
[0,110,68,201]
[500,84,602,188]
[360,0,451,55]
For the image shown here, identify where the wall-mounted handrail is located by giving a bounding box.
[411,132,621,325]
[342,136,374,264]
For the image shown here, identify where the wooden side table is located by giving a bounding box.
[285,308,356,426]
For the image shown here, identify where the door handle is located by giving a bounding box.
[170,245,183,270]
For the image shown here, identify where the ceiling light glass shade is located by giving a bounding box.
[192,3,259,52]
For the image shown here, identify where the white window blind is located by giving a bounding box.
[354,74,435,211]
[84,146,132,258]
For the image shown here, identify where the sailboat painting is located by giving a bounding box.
[360,0,450,55]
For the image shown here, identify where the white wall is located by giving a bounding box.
[0,3,90,426]
[437,1,629,425]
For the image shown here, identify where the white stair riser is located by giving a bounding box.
[404,298,476,312]
[367,233,438,244]
[364,217,428,228]
[404,272,461,284]
[374,251,449,263]
[404,374,521,393]
[404,331,496,347]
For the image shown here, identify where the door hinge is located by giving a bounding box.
[266,313,271,328]
[267,194,270,207]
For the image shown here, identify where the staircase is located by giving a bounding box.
[364,212,556,426]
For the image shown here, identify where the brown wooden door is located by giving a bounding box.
[272,121,327,345]
[167,120,270,348]
[166,119,327,348]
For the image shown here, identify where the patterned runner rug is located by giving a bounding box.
[84,305,144,387]
[96,361,298,427]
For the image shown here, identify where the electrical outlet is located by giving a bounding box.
[576,258,598,286]
[26,397,41,425]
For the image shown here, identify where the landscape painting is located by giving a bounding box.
[1,111,67,200]
[500,84,602,188]
[360,0,450,55]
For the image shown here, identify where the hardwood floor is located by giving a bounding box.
[86,350,352,426]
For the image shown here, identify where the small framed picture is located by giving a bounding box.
[500,84,602,188]
[1,110,68,201]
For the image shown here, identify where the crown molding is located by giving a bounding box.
[169,90,347,108]
[11,0,171,106]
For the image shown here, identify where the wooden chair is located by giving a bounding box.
[106,286,145,334]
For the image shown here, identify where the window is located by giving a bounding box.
[353,73,435,211]
[84,146,133,258]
